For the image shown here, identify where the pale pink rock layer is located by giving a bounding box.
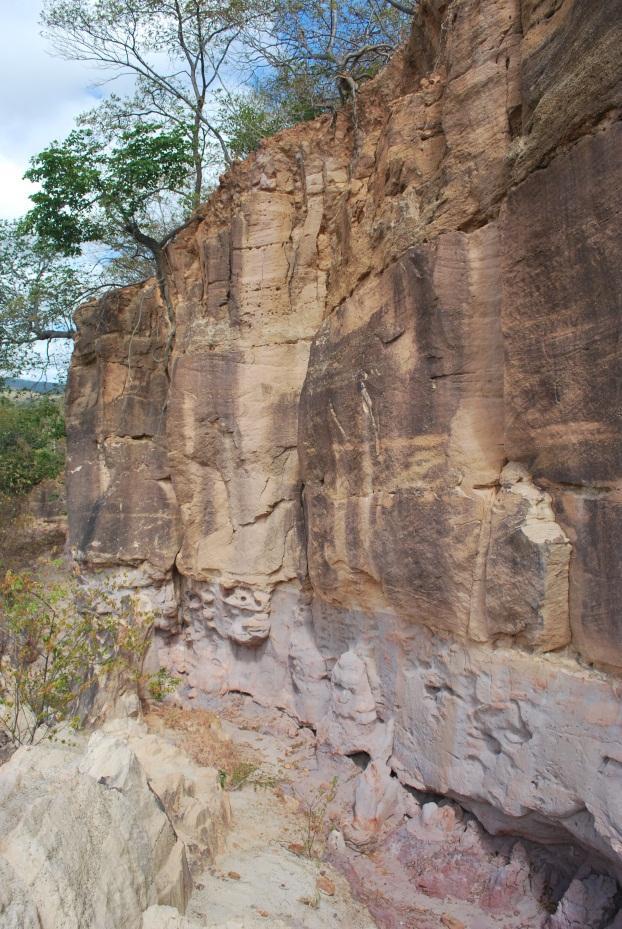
[66,0,622,895]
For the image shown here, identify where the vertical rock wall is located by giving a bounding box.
[66,0,622,870]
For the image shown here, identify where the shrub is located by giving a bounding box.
[0,394,64,499]
[0,570,151,746]
[301,776,339,858]
[147,667,180,702]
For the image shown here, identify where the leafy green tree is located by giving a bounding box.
[24,122,195,353]
[25,123,193,263]
[41,0,262,205]
[0,396,65,499]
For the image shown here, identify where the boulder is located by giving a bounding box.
[0,726,229,929]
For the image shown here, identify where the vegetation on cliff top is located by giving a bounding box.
[1,0,416,382]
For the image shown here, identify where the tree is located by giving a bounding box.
[41,0,416,173]
[25,123,193,260]
[41,0,260,206]
[241,0,412,127]
[24,122,196,358]
[0,221,83,379]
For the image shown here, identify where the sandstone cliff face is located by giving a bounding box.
[66,0,622,872]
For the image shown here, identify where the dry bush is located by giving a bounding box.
[146,704,256,778]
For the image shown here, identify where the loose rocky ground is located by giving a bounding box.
[146,695,618,929]
[1,679,619,929]
[146,703,377,929]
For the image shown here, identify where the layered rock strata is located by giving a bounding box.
[66,0,622,882]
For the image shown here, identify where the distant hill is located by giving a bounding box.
[2,378,64,395]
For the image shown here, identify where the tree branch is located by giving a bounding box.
[384,0,418,15]
[33,329,75,340]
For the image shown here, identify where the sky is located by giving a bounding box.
[0,0,113,220]
[0,0,133,381]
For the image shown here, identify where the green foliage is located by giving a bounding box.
[216,92,289,160]
[217,760,278,791]
[147,667,180,702]
[25,123,194,258]
[24,130,104,256]
[216,85,326,160]
[106,123,194,214]
[0,396,65,499]
[219,760,259,790]
[0,571,151,746]
[0,220,79,378]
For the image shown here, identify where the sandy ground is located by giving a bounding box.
[145,696,585,929]
[147,703,377,929]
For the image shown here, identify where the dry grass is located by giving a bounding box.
[145,704,259,782]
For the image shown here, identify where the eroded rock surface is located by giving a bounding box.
[66,0,622,894]
[0,726,230,929]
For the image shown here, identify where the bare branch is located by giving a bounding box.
[384,0,418,15]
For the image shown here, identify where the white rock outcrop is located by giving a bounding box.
[0,725,230,929]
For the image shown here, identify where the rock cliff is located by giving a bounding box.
[66,0,622,879]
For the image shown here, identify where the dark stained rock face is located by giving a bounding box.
[65,0,622,876]
[502,122,622,665]
[502,124,622,487]
[300,231,505,637]
[66,283,182,572]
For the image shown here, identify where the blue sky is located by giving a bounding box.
[0,0,111,219]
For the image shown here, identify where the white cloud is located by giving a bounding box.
[0,156,38,220]
[0,0,128,220]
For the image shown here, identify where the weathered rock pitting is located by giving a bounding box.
[65,0,622,910]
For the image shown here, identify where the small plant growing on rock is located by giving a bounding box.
[218,760,281,792]
[147,667,180,702]
[0,570,151,746]
[219,761,258,790]
[301,776,339,858]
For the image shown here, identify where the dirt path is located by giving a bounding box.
[145,697,575,929]
[147,704,377,929]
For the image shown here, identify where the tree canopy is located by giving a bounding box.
[1,0,417,382]
[25,122,194,261]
